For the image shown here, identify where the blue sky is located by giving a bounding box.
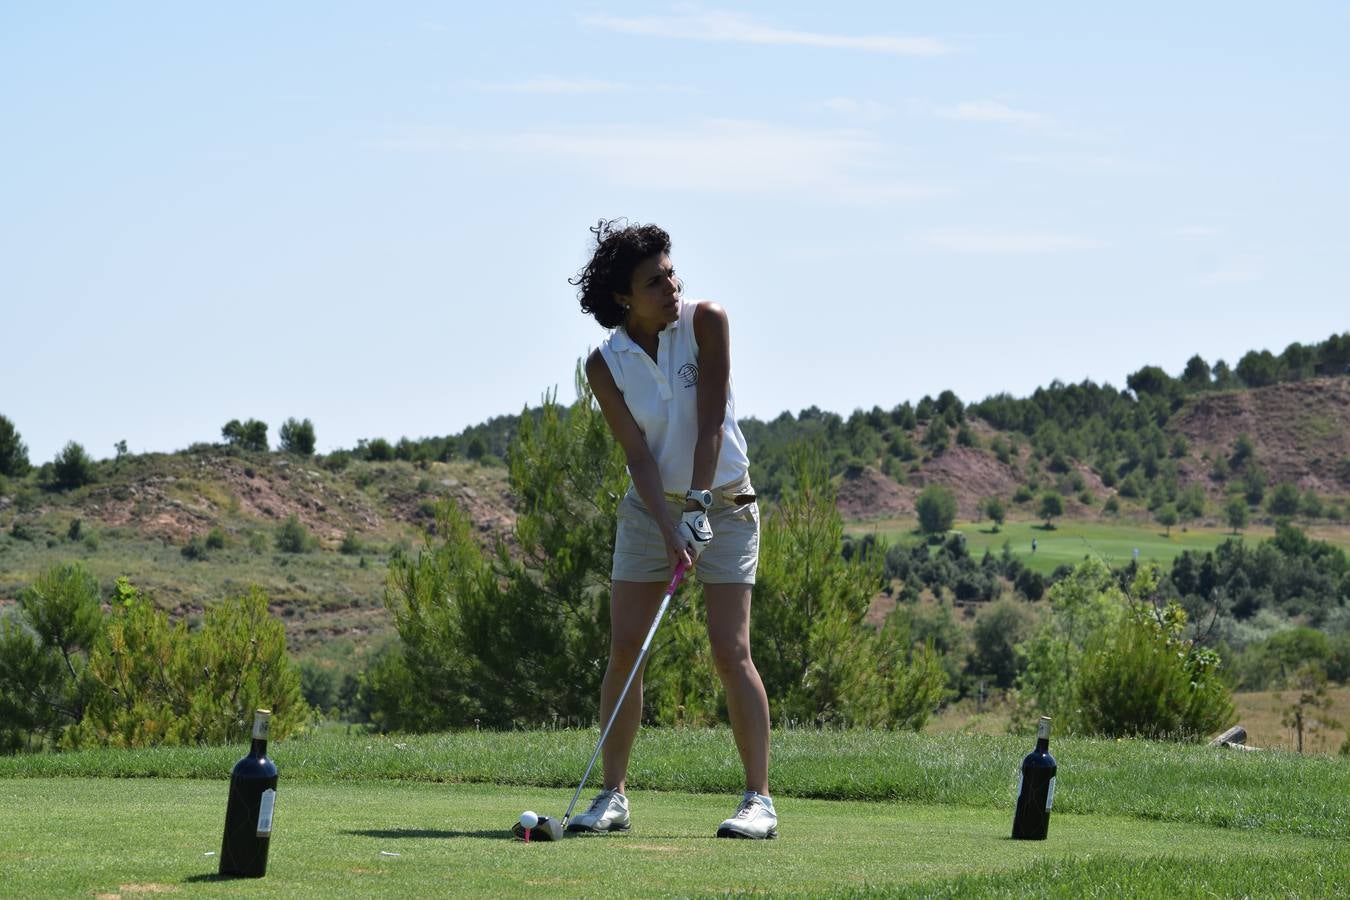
[3,2,1347,463]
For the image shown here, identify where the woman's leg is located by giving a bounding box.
[598,580,666,794]
[704,582,770,795]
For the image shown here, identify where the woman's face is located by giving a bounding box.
[617,253,680,328]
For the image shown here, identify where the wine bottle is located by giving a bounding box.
[219,709,278,877]
[1011,716,1057,840]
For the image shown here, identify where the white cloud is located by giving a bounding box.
[939,101,1048,128]
[469,77,631,94]
[1198,261,1263,285]
[1004,153,1139,173]
[921,229,1108,254]
[373,119,943,203]
[820,97,891,122]
[583,10,951,56]
[1170,225,1221,239]
[509,120,938,201]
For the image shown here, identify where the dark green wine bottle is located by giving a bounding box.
[219,709,278,877]
[1012,716,1056,840]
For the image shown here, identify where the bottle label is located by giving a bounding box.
[1045,776,1056,811]
[257,788,276,837]
[253,712,270,740]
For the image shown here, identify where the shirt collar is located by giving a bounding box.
[611,302,682,353]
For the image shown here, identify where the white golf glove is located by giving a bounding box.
[677,509,713,561]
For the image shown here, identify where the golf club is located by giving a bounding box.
[512,559,689,842]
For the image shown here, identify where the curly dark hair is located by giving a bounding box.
[571,218,678,329]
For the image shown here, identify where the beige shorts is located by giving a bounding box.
[611,477,760,585]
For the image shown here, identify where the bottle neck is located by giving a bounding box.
[1035,737,1049,753]
[250,737,269,758]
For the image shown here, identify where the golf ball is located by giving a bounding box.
[519,810,539,829]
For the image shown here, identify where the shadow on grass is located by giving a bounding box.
[342,827,505,839]
[184,874,237,884]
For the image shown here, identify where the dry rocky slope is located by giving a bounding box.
[839,378,1350,521]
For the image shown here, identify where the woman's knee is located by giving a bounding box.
[709,634,753,676]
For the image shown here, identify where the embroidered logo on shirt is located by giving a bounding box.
[678,363,699,388]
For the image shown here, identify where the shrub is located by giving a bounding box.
[915,485,957,535]
[970,598,1036,688]
[922,419,950,454]
[275,516,315,553]
[247,531,268,554]
[1015,568,1045,601]
[181,536,209,560]
[204,527,227,550]
[51,441,95,491]
[279,417,317,456]
[1012,484,1034,504]
[339,532,363,555]
[222,418,268,451]
[363,437,393,461]
[71,581,307,747]
[1076,603,1234,740]
[321,450,353,472]
[1103,496,1120,515]
[1037,491,1064,527]
[0,413,30,477]
[1267,482,1301,517]
[0,564,103,749]
[1225,495,1249,533]
[1015,561,1234,740]
[67,519,82,542]
[1155,503,1179,536]
[983,497,1006,530]
[1118,470,1147,499]
[1242,466,1267,506]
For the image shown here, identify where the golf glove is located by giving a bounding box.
[678,509,713,561]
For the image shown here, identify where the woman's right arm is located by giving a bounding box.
[585,350,692,572]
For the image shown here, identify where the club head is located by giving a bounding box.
[511,815,564,842]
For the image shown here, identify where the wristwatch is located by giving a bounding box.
[685,489,713,511]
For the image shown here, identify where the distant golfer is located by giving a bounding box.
[569,219,776,839]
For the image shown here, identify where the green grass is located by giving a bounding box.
[4,729,1347,896]
[953,519,1250,575]
[3,779,1344,898]
[849,518,1279,575]
[5,729,1347,838]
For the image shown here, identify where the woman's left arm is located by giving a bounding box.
[690,301,730,496]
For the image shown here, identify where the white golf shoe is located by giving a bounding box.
[717,791,778,839]
[565,788,631,833]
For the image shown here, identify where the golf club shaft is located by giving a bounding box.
[562,560,688,827]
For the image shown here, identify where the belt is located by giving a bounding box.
[664,489,757,506]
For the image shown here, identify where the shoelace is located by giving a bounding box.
[587,791,616,813]
[734,797,762,819]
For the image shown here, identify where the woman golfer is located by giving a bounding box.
[568,219,776,840]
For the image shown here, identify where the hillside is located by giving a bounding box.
[1171,378,1350,493]
[0,448,514,662]
[2,373,1348,673]
[835,377,1350,522]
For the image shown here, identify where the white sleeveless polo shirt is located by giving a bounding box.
[598,298,750,493]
